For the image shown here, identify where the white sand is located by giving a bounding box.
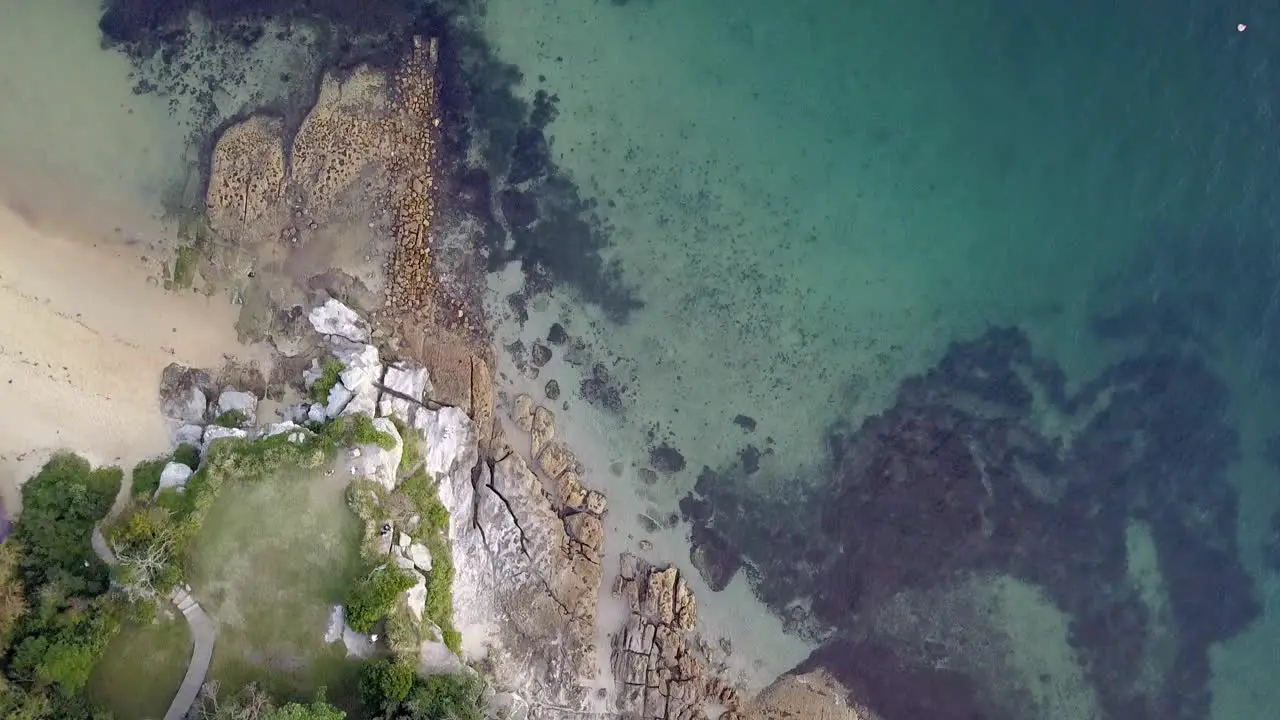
[0,203,243,514]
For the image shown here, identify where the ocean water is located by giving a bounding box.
[4,0,1280,717]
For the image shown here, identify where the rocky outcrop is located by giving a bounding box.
[740,669,878,720]
[611,554,743,720]
[422,393,606,714]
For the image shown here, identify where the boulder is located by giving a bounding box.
[174,424,204,448]
[325,383,354,418]
[347,417,403,491]
[405,570,427,620]
[379,361,431,422]
[262,421,311,442]
[406,543,433,572]
[157,462,194,492]
[342,383,379,418]
[328,338,380,390]
[308,402,329,424]
[308,298,370,342]
[163,385,206,425]
[216,389,258,426]
[202,425,248,454]
[159,364,215,423]
[323,604,345,644]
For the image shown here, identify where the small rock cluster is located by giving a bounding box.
[612,554,742,720]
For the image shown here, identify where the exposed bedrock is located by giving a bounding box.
[685,326,1259,720]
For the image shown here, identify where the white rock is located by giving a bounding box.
[412,406,478,480]
[202,425,249,454]
[262,421,309,440]
[405,570,427,620]
[157,462,193,492]
[488,692,530,720]
[309,298,370,342]
[392,554,417,573]
[174,424,204,448]
[347,417,403,491]
[342,625,378,659]
[326,383,354,418]
[379,362,431,422]
[328,338,380,387]
[216,389,258,426]
[406,543,433,572]
[397,531,411,548]
[287,432,307,444]
[308,402,329,424]
[341,384,379,418]
[323,605,345,644]
[418,638,467,676]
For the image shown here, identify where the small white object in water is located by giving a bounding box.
[371,634,379,642]
[1238,23,1247,32]
[350,447,363,458]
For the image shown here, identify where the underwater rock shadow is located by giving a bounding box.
[685,325,1259,720]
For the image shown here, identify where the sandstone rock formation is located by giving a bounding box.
[204,36,445,322]
[611,554,742,720]
[740,669,878,720]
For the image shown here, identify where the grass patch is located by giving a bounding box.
[185,459,365,712]
[310,357,345,403]
[86,611,191,719]
[399,471,449,540]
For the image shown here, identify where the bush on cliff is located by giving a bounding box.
[345,563,416,634]
[15,453,119,596]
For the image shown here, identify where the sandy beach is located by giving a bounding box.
[0,203,244,515]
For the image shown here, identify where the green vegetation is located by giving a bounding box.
[310,357,346,403]
[213,409,249,429]
[0,453,126,718]
[14,454,119,596]
[1,416,477,719]
[86,610,191,719]
[173,443,201,469]
[129,457,168,500]
[194,683,346,719]
[172,245,199,290]
[345,564,416,634]
[357,662,482,720]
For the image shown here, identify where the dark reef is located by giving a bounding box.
[98,0,641,320]
[685,325,1259,720]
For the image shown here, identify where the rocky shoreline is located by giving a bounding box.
[150,22,862,720]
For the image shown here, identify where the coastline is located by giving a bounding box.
[0,203,248,514]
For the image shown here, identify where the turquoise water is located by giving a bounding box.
[3,0,1280,717]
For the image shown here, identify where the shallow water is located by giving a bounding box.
[4,0,1280,717]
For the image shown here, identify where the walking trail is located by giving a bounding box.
[93,525,216,720]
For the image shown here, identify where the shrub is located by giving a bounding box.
[15,454,119,595]
[172,443,200,469]
[400,673,484,720]
[398,472,449,539]
[422,536,459,655]
[212,409,248,429]
[359,659,414,714]
[345,563,415,634]
[309,357,345,403]
[129,458,168,500]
